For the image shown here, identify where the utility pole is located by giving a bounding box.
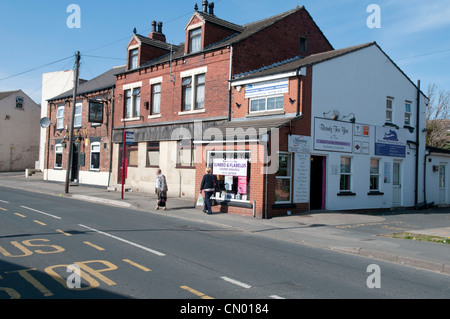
[65,51,81,194]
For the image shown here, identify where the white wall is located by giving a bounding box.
[40,70,75,172]
[310,44,428,210]
[0,91,41,171]
[425,153,450,206]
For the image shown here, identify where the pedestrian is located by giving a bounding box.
[200,167,216,215]
[155,168,168,210]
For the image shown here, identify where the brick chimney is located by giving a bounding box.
[148,20,166,42]
[202,0,208,13]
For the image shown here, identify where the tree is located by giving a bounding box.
[426,84,450,149]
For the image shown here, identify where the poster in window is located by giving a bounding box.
[238,176,247,194]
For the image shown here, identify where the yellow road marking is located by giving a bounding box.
[83,241,105,251]
[33,220,47,226]
[14,213,26,218]
[180,286,213,299]
[0,207,8,211]
[122,259,151,272]
[56,229,72,236]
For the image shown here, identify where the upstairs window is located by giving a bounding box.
[250,95,283,113]
[124,87,141,119]
[189,28,201,53]
[386,97,394,123]
[299,37,308,52]
[404,101,412,126]
[151,83,161,115]
[56,106,64,130]
[74,102,82,127]
[129,48,138,69]
[16,97,24,109]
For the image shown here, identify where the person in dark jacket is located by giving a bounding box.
[200,167,216,215]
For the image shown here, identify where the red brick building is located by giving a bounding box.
[45,66,124,186]
[110,3,333,213]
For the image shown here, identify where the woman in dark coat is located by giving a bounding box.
[200,167,215,215]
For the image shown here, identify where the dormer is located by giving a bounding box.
[184,1,244,55]
[126,22,177,71]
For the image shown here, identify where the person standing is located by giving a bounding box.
[155,168,168,210]
[200,167,215,215]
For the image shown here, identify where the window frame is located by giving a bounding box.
[340,156,352,192]
[129,48,139,69]
[176,139,196,168]
[275,152,292,204]
[146,142,160,167]
[386,97,394,123]
[56,105,64,130]
[122,83,141,121]
[189,28,202,53]
[74,102,82,128]
[55,144,63,169]
[369,158,380,191]
[249,95,284,113]
[151,83,161,115]
[404,101,412,126]
[90,142,101,171]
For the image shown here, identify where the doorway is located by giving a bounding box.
[439,164,447,204]
[392,161,402,206]
[71,143,79,182]
[310,155,326,210]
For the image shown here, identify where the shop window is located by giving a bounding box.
[275,153,291,203]
[208,151,251,201]
[370,158,380,191]
[340,157,352,191]
[250,95,283,113]
[177,140,195,168]
[90,142,100,170]
[56,106,64,130]
[146,142,160,167]
[55,144,63,168]
[127,143,139,167]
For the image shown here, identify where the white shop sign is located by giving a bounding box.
[314,118,353,153]
[245,79,289,98]
[213,159,248,177]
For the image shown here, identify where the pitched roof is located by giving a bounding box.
[0,90,20,101]
[49,65,125,101]
[134,34,180,51]
[118,6,330,75]
[233,42,376,80]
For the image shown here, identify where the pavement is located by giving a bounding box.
[1,171,450,276]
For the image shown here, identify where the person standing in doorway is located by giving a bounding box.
[200,167,215,215]
[155,168,168,210]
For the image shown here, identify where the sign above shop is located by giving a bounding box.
[245,79,289,98]
[289,135,311,153]
[313,118,353,153]
[212,158,248,177]
[375,126,406,157]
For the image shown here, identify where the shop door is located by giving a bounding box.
[310,156,326,210]
[392,161,402,206]
[439,164,446,204]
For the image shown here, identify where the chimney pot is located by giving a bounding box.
[208,2,214,15]
[152,21,156,32]
[157,21,163,33]
[202,0,208,13]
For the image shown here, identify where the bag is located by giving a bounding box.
[158,197,166,207]
[196,194,204,206]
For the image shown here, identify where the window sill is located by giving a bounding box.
[175,165,195,169]
[272,203,296,209]
[384,122,399,129]
[178,108,206,116]
[337,191,356,196]
[246,109,285,118]
[212,198,253,208]
[121,117,140,122]
[368,191,384,196]
[404,125,414,133]
[148,114,161,119]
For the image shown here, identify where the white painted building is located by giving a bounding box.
[425,147,450,207]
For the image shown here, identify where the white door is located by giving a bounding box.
[392,161,402,206]
[439,164,446,204]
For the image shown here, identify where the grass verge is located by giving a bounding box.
[380,232,450,245]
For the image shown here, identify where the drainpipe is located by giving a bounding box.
[296,67,302,117]
[227,45,233,122]
[414,80,420,207]
[107,87,115,188]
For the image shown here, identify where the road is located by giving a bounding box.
[1,186,450,304]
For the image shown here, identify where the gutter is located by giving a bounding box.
[228,45,233,122]
[296,67,303,116]
[414,80,420,207]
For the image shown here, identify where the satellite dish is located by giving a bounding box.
[40,117,51,128]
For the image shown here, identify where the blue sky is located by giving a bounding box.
[0,0,449,104]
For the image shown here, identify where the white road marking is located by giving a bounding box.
[269,295,285,299]
[0,200,9,204]
[220,276,252,289]
[78,224,166,257]
[20,206,61,219]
